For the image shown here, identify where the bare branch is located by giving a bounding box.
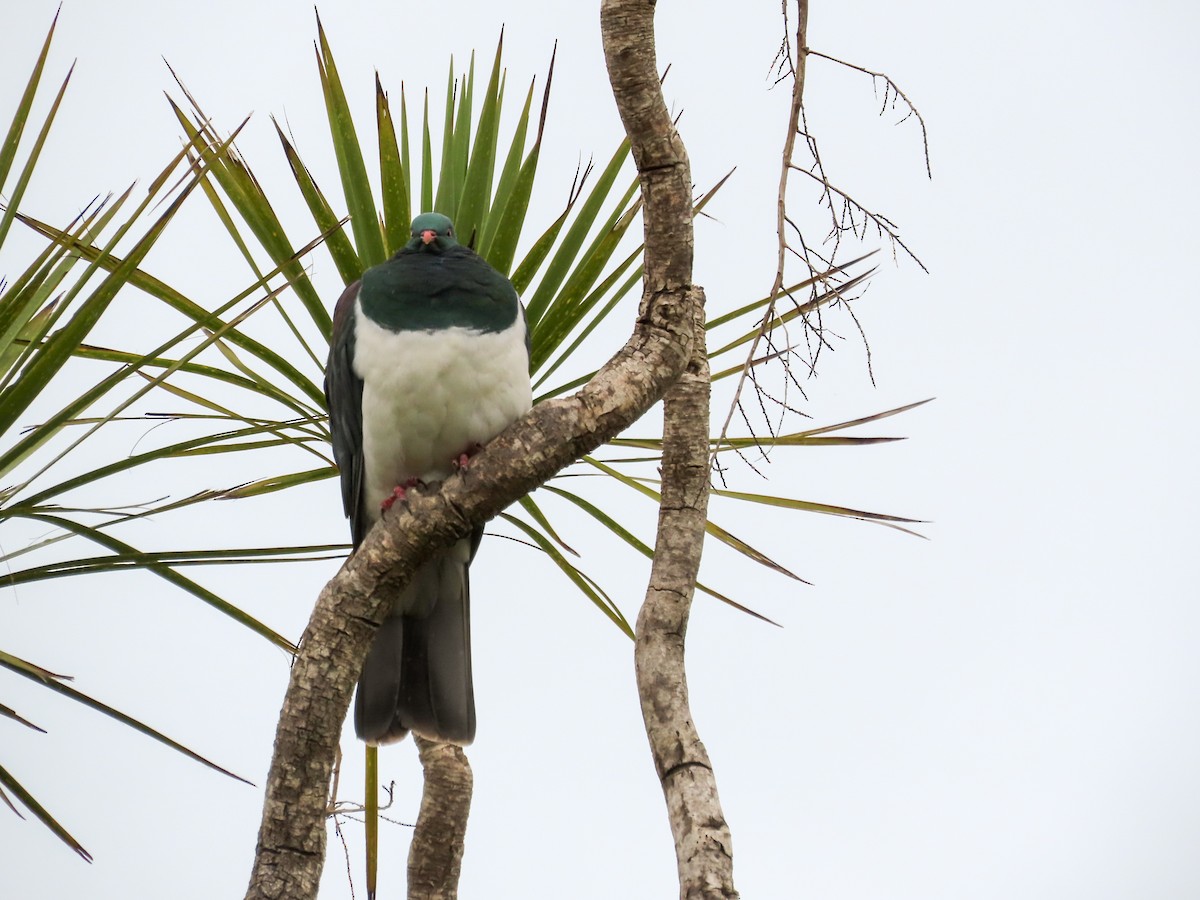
[712,0,812,475]
[789,159,928,271]
[714,0,928,470]
[806,48,932,178]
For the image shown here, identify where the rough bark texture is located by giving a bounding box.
[406,737,472,900]
[637,294,738,899]
[601,0,694,298]
[602,2,738,898]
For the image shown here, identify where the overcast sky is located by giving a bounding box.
[3,1,1198,898]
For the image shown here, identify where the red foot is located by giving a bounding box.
[453,442,486,472]
[380,478,423,512]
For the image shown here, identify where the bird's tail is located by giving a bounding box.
[354,537,475,745]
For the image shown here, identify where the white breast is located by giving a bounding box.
[353,301,532,523]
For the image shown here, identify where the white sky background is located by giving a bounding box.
[2,0,1198,898]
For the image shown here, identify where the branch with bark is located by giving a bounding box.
[603,1,737,896]
[406,737,471,899]
[637,289,738,899]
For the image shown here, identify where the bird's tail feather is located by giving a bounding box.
[354,538,475,745]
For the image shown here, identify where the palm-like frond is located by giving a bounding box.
[0,14,258,858]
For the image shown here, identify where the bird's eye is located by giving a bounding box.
[447,227,454,236]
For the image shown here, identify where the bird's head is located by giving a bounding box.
[409,212,457,253]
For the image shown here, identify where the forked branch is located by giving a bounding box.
[714,0,929,466]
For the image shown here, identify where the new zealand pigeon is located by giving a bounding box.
[324,212,532,746]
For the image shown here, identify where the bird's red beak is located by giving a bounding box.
[421,229,437,245]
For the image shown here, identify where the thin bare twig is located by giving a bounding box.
[711,0,812,476]
[713,0,929,475]
[806,48,932,178]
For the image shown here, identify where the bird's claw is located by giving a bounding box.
[380,478,424,512]
[453,442,486,472]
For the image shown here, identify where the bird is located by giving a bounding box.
[324,211,532,746]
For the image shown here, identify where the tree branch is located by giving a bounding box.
[713,0,929,470]
[638,290,738,899]
[601,0,694,295]
[712,0,810,467]
[601,1,736,897]
[805,48,931,179]
[406,736,472,900]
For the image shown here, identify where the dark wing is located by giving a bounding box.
[324,280,371,548]
[521,301,531,360]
